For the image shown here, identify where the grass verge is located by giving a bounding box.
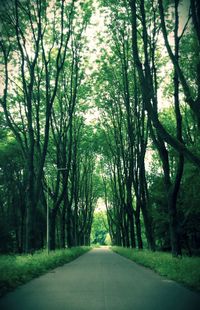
[0,246,90,297]
[112,246,200,292]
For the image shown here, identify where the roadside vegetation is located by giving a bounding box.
[0,247,90,297]
[112,247,200,292]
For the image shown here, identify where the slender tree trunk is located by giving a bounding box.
[50,209,57,250]
[61,200,67,248]
[141,204,155,250]
[135,203,143,249]
[168,190,182,256]
[129,212,136,248]
[66,200,72,248]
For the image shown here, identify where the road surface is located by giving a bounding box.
[0,247,199,310]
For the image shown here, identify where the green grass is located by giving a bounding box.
[0,247,90,297]
[112,246,200,292]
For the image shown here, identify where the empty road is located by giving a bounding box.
[0,247,199,310]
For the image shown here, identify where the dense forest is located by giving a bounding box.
[0,0,199,257]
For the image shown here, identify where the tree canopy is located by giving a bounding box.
[0,0,199,257]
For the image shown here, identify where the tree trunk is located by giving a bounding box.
[50,209,57,250]
[129,212,136,248]
[141,204,155,251]
[66,199,72,248]
[61,201,67,249]
[168,190,182,256]
[135,204,143,249]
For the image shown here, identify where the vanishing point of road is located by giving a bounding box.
[0,247,199,310]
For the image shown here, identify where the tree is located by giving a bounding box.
[0,0,77,251]
[0,136,27,253]
[91,211,109,245]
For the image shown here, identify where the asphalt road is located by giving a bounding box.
[0,247,199,310]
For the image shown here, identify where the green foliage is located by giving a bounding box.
[0,138,23,170]
[91,211,109,245]
[0,137,26,253]
[179,163,200,248]
[0,247,90,297]
[0,0,200,258]
[148,151,200,252]
[112,247,200,292]
[148,175,170,250]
